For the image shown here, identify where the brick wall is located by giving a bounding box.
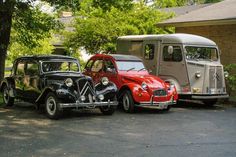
[176,24,236,65]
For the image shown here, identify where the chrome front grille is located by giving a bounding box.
[76,78,95,103]
[153,89,167,96]
[209,66,223,89]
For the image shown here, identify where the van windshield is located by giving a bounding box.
[116,61,146,71]
[185,46,218,61]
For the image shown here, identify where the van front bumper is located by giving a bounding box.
[191,94,229,100]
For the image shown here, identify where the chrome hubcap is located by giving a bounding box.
[3,88,9,104]
[46,96,56,115]
[122,94,130,111]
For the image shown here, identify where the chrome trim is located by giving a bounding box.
[138,96,176,109]
[59,100,118,108]
[192,94,229,99]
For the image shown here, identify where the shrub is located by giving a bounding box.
[224,64,236,96]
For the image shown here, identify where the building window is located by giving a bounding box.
[163,46,182,62]
[144,44,155,60]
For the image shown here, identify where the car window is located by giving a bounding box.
[163,46,182,62]
[16,62,25,76]
[25,62,39,76]
[104,60,116,73]
[144,44,155,60]
[91,59,103,72]
[42,61,80,73]
[85,59,94,71]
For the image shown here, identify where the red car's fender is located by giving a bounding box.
[119,82,151,103]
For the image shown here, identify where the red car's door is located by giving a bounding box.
[103,59,120,88]
[90,58,104,83]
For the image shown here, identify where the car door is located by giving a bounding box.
[23,61,41,101]
[103,58,119,87]
[90,58,104,83]
[14,61,26,98]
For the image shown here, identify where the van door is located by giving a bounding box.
[158,44,189,93]
[142,41,159,75]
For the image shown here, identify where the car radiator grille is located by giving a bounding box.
[209,66,223,89]
[76,78,95,103]
[153,89,167,96]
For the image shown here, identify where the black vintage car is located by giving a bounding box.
[0,55,118,119]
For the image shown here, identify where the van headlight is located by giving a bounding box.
[101,77,109,86]
[195,71,201,78]
[224,71,229,78]
[65,78,73,87]
[141,82,148,90]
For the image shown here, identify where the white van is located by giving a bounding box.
[116,33,228,105]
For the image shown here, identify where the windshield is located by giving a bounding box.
[116,61,145,71]
[185,46,218,61]
[42,61,80,73]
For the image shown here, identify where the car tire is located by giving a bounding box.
[122,90,135,113]
[2,85,14,107]
[99,96,117,115]
[45,92,62,119]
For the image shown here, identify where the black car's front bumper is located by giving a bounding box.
[59,100,118,109]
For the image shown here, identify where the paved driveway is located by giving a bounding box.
[0,102,236,157]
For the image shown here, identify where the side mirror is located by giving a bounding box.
[106,68,116,73]
[168,46,173,55]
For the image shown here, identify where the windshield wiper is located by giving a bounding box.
[126,67,135,72]
[138,68,146,72]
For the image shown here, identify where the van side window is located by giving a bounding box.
[163,46,182,62]
[144,44,155,60]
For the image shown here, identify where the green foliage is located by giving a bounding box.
[12,6,62,49]
[65,3,174,54]
[224,64,236,96]
[8,37,54,61]
[153,0,188,8]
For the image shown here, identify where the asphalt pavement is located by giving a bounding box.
[0,102,236,157]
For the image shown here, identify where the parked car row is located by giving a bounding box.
[0,33,229,119]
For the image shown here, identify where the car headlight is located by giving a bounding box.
[65,78,73,87]
[224,71,229,78]
[101,77,109,86]
[195,71,201,78]
[141,82,148,90]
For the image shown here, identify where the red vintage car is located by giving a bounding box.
[84,54,178,112]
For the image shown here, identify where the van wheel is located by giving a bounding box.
[203,99,217,106]
[45,92,62,119]
[122,90,135,113]
[2,85,14,107]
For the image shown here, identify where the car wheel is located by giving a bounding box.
[2,85,14,107]
[45,92,62,119]
[99,96,117,115]
[203,99,217,106]
[122,90,135,113]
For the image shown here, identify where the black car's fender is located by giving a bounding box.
[36,83,77,104]
[0,77,16,97]
[95,82,118,101]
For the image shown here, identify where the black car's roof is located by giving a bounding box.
[15,55,77,61]
[109,54,142,61]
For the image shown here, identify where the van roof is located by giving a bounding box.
[117,33,217,46]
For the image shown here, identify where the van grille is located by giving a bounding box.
[209,66,223,89]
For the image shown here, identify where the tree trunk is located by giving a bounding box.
[0,0,15,81]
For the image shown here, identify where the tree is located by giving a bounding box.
[0,0,62,81]
[64,3,173,54]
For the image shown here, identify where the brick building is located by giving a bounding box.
[158,0,236,65]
